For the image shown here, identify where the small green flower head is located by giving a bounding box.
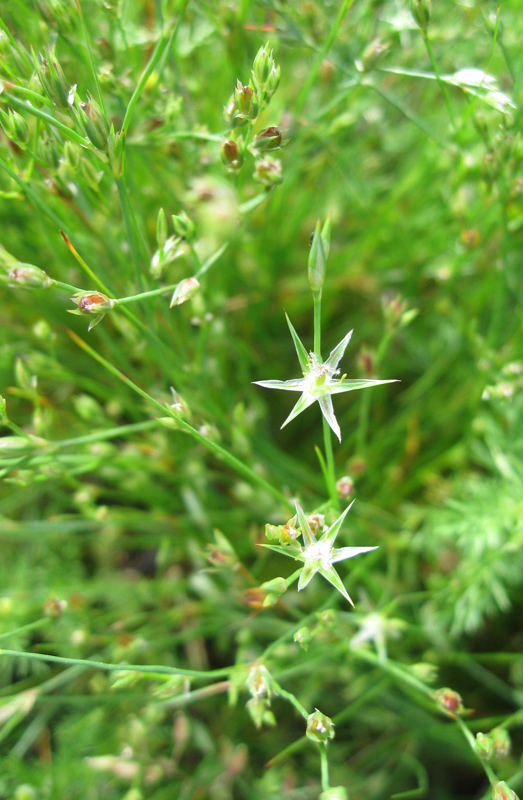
[320,788,348,800]
[492,727,511,759]
[475,732,494,761]
[234,80,258,122]
[252,42,273,90]
[8,265,52,289]
[169,277,200,308]
[171,211,196,243]
[306,709,335,744]
[294,626,312,650]
[78,94,109,151]
[221,136,244,172]
[246,664,273,702]
[34,47,73,109]
[253,155,282,187]
[0,108,30,149]
[411,0,431,32]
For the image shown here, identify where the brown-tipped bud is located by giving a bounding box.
[280,523,299,544]
[69,291,115,331]
[411,0,431,32]
[169,277,200,307]
[306,709,335,744]
[336,476,354,500]
[493,782,519,800]
[8,264,52,289]
[221,137,244,172]
[234,81,258,121]
[436,688,464,715]
[253,156,282,187]
[307,514,325,535]
[250,126,286,154]
[78,95,109,150]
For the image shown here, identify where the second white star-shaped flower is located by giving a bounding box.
[253,314,397,441]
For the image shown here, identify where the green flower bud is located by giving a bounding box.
[306,709,335,744]
[78,95,109,150]
[308,220,327,297]
[491,727,511,759]
[221,137,244,172]
[253,156,282,187]
[34,49,73,109]
[171,211,196,243]
[475,732,494,761]
[336,475,354,500]
[0,108,30,149]
[279,523,299,544]
[265,64,281,99]
[8,264,52,288]
[435,688,464,715]
[411,0,431,33]
[234,81,258,121]
[107,125,123,177]
[169,277,200,307]
[320,788,348,800]
[294,626,312,650]
[156,208,168,249]
[492,782,519,800]
[63,141,81,171]
[261,577,288,596]
[252,43,273,90]
[356,38,391,72]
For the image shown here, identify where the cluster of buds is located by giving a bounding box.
[221,43,287,186]
[0,108,30,150]
[33,47,74,109]
[68,291,116,331]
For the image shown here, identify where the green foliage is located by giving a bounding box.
[0,0,522,798]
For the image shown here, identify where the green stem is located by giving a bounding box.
[116,177,145,293]
[271,680,309,719]
[67,329,292,509]
[53,420,160,448]
[76,0,107,119]
[2,93,88,145]
[455,717,498,786]
[314,293,338,508]
[320,744,330,792]
[0,648,231,681]
[294,0,356,115]
[0,618,52,643]
[422,33,455,129]
[313,293,322,358]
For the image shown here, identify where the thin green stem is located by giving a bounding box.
[2,93,88,145]
[0,648,231,680]
[320,744,330,792]
[67,328,292,509]
[116,177,145,293]
[0,618,52,643]
[314,294,338,508]
[271,679,309,719]
[422,34,455,129]
[75,0,107,119]
[313,294,322,358]
[455,717,498,786]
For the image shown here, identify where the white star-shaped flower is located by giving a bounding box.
[253,314,397,441]
[263,500,378,606]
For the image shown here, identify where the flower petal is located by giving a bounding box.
[318,395,341,442]
[317,565,355,606]
[325,329,353,371]
[260,543,303,559]
[330,378,398,395]
[318,499,355,548]
[297,560,319,591]
[331,545,379,563]
[281,391,317,428]
[285,313,309,374]
[253,378,307,392]
[294,500,316,547]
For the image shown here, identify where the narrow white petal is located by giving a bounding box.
[253,379,308,392]
[331,545,379,563]
[319,499,356,547]
[318,395,341,442]
[294,499,316,547]
[281,391,317,428]
[330,378,398,395]
[325,329,353,371]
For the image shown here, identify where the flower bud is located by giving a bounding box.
[435,688,464,715]
[306,709,335,744]
[250,126,285,154]
[252,43,273,90]
[253,156,282,187]
[265,64,281,100]
[107,125,123,177]
[408,662,438,683]
[491,727,511,759]
[336,476,354,500]
[63,141,81,171]
[0,436,38,455]
[34,49,73,108]
[221,137,244,172]
[356,38,390,72]
[69,291,115,331]
[170,277,200,307]
[492,782,519,800]
[411,0,431,33]
[475,732,494,761]
[279,523,299,544]
[234,81,258,121]
[307,514,325,535]
[79,95,109,150]
[294,626,312,650]
[0,108,30,149]
[206,530,238,569]
[308,220,327,297]
[320,788,348,800]
[171,211,196,243]
[261,577,288,596]
[246,665,273,700]
[156,208,168,249]
[8,265,52,289]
